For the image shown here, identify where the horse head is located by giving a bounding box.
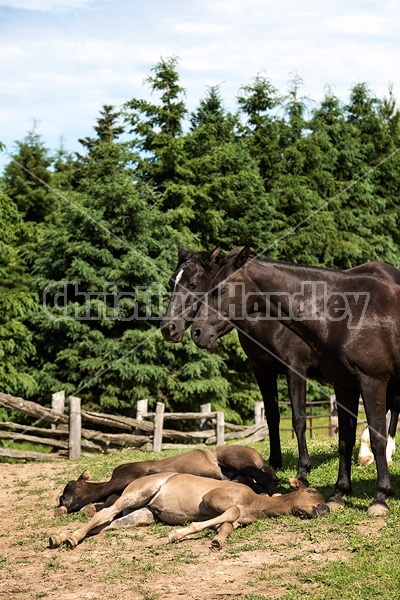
[191,245,258,349]
[160,245,222,342]
[58,471,92,513]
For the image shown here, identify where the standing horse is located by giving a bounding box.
[161,248,400,484]
[191,246,400,515]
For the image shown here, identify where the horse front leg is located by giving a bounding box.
[327,385,359,510]
[253,369,282,471]
[169,505,240,547]
[360,377,393,516]
[49,475,166,549]
[286,370,310,485]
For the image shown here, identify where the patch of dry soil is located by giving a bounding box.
[0,461,348,600]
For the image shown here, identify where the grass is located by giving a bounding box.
[76,440,400,597]
[3,438,400,600]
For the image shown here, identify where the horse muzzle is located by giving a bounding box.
[191,326,218,349]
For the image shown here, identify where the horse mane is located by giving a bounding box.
[222,250,352,276]
[178,249,225,272]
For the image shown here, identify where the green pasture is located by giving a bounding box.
[3,438,400,600]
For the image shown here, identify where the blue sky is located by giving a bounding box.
[1,0,399,172]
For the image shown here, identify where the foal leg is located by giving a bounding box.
[49,474,167,549]
[81,493,121,517]
[169,505,240,544]
[104,507,155,530]
[211,521,239,551]
[327,386,359,509]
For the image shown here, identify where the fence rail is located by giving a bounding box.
[0,391,385,462]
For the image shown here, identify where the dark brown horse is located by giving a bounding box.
[161,248,400,485]
[191,246,400,515]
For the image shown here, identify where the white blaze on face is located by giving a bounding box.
[174,268,185,291]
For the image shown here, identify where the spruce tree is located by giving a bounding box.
[2,127,55,223]
[0,191,37,396]
[184,86,276,252]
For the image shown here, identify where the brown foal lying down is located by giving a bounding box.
[49,474,329,551]
[56,445,279,514]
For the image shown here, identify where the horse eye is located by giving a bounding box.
[188,282,197,290]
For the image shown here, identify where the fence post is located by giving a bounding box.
[216,411,225,445]
[200,403,212,430]
[51,391,65,424]
[136,398,148,435]
[254,401,265,426]
[51,390,65,453]
[153,402,165,452]
[69,396,81,459]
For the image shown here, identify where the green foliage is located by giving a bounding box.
[1,58,400,422]
[0,192,37,395]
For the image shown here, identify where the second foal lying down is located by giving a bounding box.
[57,446,278,514]
[49,474,329,551]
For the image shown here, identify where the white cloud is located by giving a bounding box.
[0,0,399,172]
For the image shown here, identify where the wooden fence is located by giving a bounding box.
[0,391,351,461]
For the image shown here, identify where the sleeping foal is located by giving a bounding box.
[49,474,329,551]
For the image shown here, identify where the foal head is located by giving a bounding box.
[160,246,222,342]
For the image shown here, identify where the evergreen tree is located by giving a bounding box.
[183,86,277,252]
[2,127,55,223]
[236,74,283,191]
[0,191,37,396]
[28,100,239,418]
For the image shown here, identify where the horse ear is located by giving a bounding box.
[78,471,91,481]
[207,246,220,263]
[178,245,189,261]
[234,245,250,269]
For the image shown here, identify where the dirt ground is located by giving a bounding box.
[0,459,351,600]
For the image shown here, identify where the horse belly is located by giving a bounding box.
[147,496,214,525]
[147,475,220,524]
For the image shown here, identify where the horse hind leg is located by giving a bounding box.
[210,521,239,551]
[361,378,394,516]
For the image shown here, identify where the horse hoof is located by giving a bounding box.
[312,504,330,518]
[49,535,61,549]
[367,502,389,517]
[65,536,78,549]
[81,504,96,517]
[168,531,177,543]
[53,506,68,517]
[210,537,223,551]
